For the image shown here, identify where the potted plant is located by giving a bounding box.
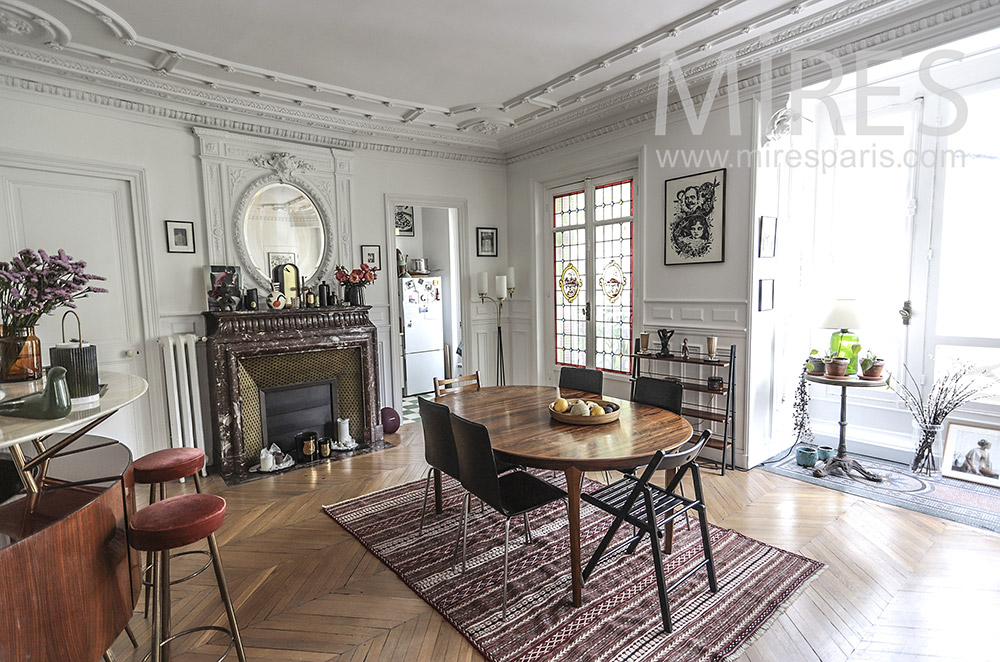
[824,352,849,378]
[860,351,885,379]
[805,349,824,375]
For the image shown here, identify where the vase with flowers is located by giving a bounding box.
[890,361,996,476]
[334,263,377,306]
[0,249,107,382]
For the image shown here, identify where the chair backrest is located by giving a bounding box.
[559,366,603,396]
[652,429,712,474]
[632,376,683,415]
[450,413,504,512]
[418,397,460,479]
[433,371,481,398]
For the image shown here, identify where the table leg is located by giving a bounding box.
[433,468,443,514]
[564,466,584,608]
[812,384,883,482]
[663,468,675,554]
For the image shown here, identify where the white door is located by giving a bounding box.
[0,166,152,457]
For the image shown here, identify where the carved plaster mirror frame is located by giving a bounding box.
[194,128,354,292]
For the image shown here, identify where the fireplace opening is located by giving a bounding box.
[259,378,338,456]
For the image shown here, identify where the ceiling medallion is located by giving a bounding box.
[471,121,504,135]
[559,264,581,302]
[249,152,314,182]
[599,262,626,302]
[0,11,32,36]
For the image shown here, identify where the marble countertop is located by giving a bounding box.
[0,371,148,449]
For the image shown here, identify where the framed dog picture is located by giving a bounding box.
[942,420,1000,487]
[664,168,726,265]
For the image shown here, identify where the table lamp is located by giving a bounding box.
[822,299,862,375]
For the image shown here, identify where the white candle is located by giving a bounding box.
[337,417,352,443]
[259,448,274,472]
[506,266,516,289]
[496,275,507,299]
[477,272,489,296]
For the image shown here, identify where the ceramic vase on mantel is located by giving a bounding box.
[0,326,42,382]
[344,285,365,307]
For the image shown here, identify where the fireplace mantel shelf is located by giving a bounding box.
[203,306,381,483]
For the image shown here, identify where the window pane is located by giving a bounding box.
[935,85,1000,339]
[595,179,633,222]
[555,227,586,367]
[554,190,585,228]
[595,219,632,374]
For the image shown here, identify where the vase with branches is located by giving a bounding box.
[889,362,996,476]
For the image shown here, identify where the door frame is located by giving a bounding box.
[383,194,470,411]
[0,148,165,457]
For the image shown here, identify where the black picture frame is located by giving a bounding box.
[758,278,774,311]
[361,244,382,271]
[206,265,242,312]
[476,227,498,257]
[759,215,777,258]
[663,168,726,265]
[394,205,415,237]
[165,220,195,254]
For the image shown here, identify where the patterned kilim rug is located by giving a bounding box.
[760,451,1000,533]
[323,473,824,662]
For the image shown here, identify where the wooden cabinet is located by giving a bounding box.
[630,342,736,474]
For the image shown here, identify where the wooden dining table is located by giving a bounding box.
[436,385,693,607]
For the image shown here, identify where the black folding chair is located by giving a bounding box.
[450,413,566,618]
[559,366,603,396]
[582,430,718,633]
[632,376,691,529]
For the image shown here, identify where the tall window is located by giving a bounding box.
[552,175,634,374]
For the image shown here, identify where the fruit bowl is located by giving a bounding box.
[549,399,622,425]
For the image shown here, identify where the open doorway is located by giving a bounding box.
[383,196,470,412]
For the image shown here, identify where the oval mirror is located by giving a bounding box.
[242,183,325,285]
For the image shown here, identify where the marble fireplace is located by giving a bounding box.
[203,307,381,483]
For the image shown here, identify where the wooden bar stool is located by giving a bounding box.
[129,493,247,662]
[133,447,207,616]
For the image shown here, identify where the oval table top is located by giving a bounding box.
[440,385,694,471]
[0,371,148,450]
[805,373,887,388]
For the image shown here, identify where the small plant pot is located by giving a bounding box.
[796,446,818,467]
[805,356,824,375]
[825,357,849,377]
[862,360,885,379]
[817,445,835,462]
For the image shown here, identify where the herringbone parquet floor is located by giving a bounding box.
[108,423,1000,662]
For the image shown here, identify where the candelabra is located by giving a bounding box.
[478,269,515,385]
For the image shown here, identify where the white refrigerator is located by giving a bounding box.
[401,277,444,395]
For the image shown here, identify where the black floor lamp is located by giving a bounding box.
[477,269,515,386]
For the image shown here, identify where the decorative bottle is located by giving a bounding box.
[266,283,286,310]
[318,281,330,307]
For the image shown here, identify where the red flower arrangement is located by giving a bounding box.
[334,263,378,287]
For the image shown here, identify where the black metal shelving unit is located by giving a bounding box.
[629,340,737,474]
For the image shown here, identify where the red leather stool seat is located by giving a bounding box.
[133,447,205,485]
[130,494,226,552]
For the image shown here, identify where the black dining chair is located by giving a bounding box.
[450,413,567,618]
[632,376,691,528]
[418,397,519,535]
[582,430,718,633]
[559,366,603,396]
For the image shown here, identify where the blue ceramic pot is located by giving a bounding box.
[796,446,818,467]
[817,446,835,462]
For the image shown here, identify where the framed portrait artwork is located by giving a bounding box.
[394,205,415,236]
[165,220,195,254]
[664,168,726,265]
[759,215,777,258]
[476,227,498,257]
[361,244,382,271]
[941,420,1000,487]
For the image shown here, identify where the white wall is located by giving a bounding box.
[0,89,508,454]
[506,100,756,467]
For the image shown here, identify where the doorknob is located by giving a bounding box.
[584,301,592,321]
[125,349,139,357]
[898,300,912,326]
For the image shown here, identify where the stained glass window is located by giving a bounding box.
[552,178,633,374]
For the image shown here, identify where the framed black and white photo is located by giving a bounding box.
[476,227,498,257]
[394,205,415,237]
[759,215,777,258]
[942,421,1000,487]
[165,220,195,254]
[361,244,382,271]
[664,168,726,265]
[267,251,297,275]
[758,279,774,311]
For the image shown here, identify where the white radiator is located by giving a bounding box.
[158,334,207,476]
